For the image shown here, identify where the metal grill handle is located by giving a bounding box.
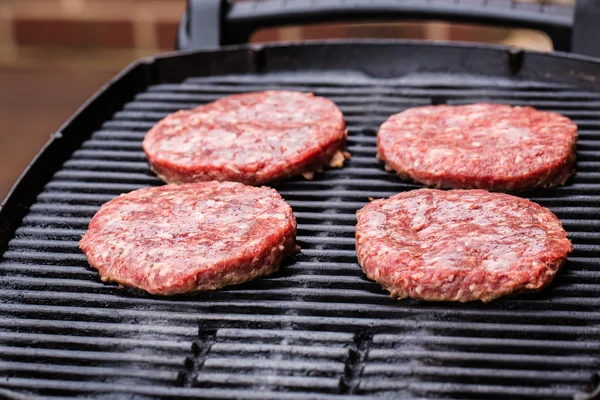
[176,0,598,55]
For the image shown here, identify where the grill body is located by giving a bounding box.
[1,41,600,399]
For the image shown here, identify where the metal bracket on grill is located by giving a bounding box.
[177,0,600,58]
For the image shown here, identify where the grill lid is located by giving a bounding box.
[1,42,600,399]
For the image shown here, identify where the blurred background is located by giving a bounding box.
[0,0,574,199]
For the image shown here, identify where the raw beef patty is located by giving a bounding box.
[143,91,348,185]
[80,181,297,295]
[377,104,577,191]
[355,189,572,302]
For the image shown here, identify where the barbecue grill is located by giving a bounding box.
[2,0,600,399]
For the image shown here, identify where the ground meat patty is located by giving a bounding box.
[377,104,577,191]
[80,181,297,295]
[143,91,348,185]
[355,189,572,302]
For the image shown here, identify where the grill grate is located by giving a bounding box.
[2,69,600,399]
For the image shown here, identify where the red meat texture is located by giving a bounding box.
[356,189,572,302]
[143,91,348,185]
[377,104,577,191]
[80,182,297,295]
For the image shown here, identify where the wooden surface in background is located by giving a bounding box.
[0,68,115,200]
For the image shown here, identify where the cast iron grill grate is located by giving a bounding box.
[1,71,600,399]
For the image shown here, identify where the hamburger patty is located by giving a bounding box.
[377,104,577,191]
[143,91,348,185]
[80,182,297,295]
[355,189,572,302]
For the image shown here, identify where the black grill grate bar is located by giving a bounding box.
[5,301,600,328]
[2,252,88,263]
[0,332,192,351]
[202,358,344,374]
[2,362,180,382]
[366,349,597,366]
[27,204,103,214]
[0,265,97,277]
[174,314,600,334]
[16,227,87,236]
[4,275,600,304]
[9,240,81,249]
[370,334,598,348]
[362,364,589,380]
[176,76,572,88]
[63,159,149,170]
[575,141,600,149]
[448,98,600,108]
[91,130,147,140]
[0,318,197,336]
[216,328,353,342]
[5,303,600,335]
[72,149,147,160]
[36,192,130,204]
[0,362,181,385]
[358,381,576,398]
[0,379,375,400]
[3,275,105,289]
[196,373,341,391]
[210,343,350,360]
[146,83,452,95]
[124,102,207,112]
[82,140,144,149]
[0,346,187,366]
[0,276,600,306]
[135,89,436,101]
